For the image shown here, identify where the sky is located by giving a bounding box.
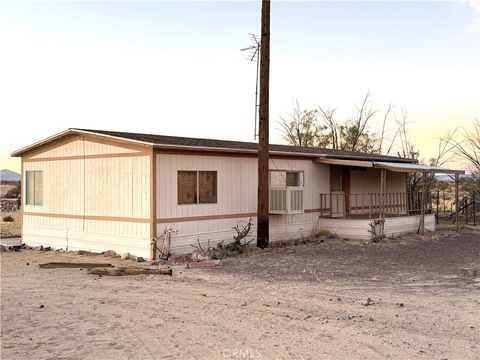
[0,0,479,173]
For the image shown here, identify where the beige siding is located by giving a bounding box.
[156,153,329,253]
[318,214,435,240]
[23,159,85,215]
[350,168,406,194]
[27,135,143,159]
[349,168,407,215]
[384,214,435,237]
[27,136,84,159]
[318,217,372,239]
[22,137,151,257]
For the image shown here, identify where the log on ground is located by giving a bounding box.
[88,267,173,276]
[39,262,114,269]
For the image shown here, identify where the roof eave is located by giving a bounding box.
[316,154,417,164]
[153,143,328,157]
[11,128,155,157]
[11,129,74,157]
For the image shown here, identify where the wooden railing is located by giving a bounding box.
[319,192,432,218]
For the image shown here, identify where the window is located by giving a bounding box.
[199,171,217,203]
[178,171,217,204]
[178,171,197,204]
[26,171,43,205]
[269,170,304,214]
[269,170,304,187]
[286,172,300,187]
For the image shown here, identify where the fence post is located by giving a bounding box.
[369,193,372,219]
[455,173,459,229]
[474,192,476,227]
[466,197,468,225]
[329,191,332,218]
[320,194,323,218]
[443,190,446,214]
[436,190,439,225]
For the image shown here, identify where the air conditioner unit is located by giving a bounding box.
[269,187,304,214]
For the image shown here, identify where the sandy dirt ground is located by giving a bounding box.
[0,210,22,238]
[1,228,479,360]
[0,185,16,197]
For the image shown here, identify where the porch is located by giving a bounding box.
[319,191,432,219]
[313,158,464,240]
[317,191,435,240]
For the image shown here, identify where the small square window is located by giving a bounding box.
[286,172,300,187]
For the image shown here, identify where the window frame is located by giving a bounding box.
[269,169,305,188]
[177,170,217,205]
[25,170,43,206]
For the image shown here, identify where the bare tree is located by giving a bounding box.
[317,105,339,149]
[317,90,379,153]
[278,91,425,158]
[378,102,394,154]
[343,90,377,152]
[449,118,480,175]
[277,100,325,147]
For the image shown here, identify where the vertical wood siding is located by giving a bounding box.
[155,153,330,253]
[22,136,151,257]
[350,168,406,194]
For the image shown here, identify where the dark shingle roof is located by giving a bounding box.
[76,128,416,163]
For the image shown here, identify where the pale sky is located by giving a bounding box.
[1,1,479,173]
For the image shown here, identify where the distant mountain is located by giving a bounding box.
[435,174,468,182]
[0,169,20,182]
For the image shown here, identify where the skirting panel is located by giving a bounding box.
[157,213,320,254]
[22,226,151,258]
[318,214,436,240]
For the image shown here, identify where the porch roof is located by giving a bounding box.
[315,158,464,174]
[374,162,464,174]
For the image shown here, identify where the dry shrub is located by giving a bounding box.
[314,229,331,237]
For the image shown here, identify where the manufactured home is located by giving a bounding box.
[12,129,464,259]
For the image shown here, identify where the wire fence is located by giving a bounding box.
[433,190,479,226]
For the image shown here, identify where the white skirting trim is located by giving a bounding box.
[22,227,150,258]
[318,214,436,240]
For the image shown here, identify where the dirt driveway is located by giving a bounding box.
[1,228,479,359]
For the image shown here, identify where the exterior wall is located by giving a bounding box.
[22,135,152,258]
[155,152,330,254]
[349,168,406,194]
[318,214,436,240]
[349,168,407,215]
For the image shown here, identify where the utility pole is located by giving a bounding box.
[257,0,270,248]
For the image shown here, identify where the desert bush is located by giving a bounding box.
[314,229,331,237]
[4,182,21,198]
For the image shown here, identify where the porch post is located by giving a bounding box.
[329,191,332,218]
[379,169,386,237]
[455,173,459,229]
[419,171,426,235]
